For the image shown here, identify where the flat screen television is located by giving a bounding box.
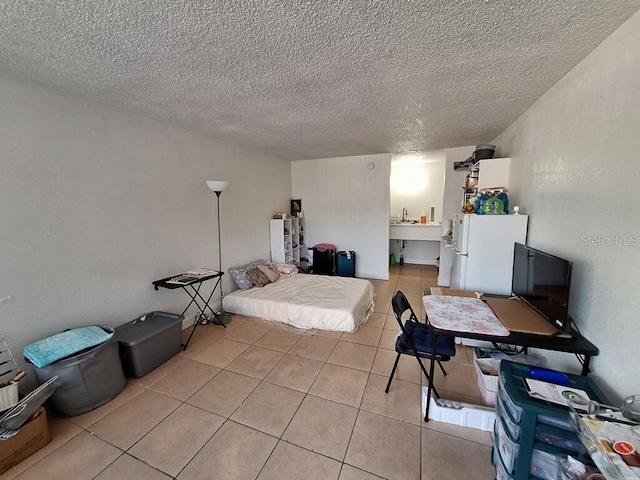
[511,243,573,332]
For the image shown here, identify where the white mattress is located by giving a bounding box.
[222,274,375,333]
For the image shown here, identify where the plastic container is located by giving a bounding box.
[0,335,20,412]
[530,449,559,480]
[495,415,520,474]
[498,378,524,423]
[493,447,514,480]
[420,213,427,224]
[497,396,522,441]
[115,312,183,377]
[537,414,573,432]
[534,424,586,455]
[477,372,497,407]
[621,394,640,422]
[32,326,126,417]
[475,144,496,160]
[496,361,611,480]
[475,356,499,392]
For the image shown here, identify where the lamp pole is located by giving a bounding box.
[215,190,223,300]
[206,181,231,324]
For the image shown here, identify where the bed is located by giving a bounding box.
[222,273,375,333]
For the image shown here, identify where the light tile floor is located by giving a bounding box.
[2,265,496,480]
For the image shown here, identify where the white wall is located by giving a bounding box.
[389,151,445,266]
[291,154,391,280]
[492,9,640,403]
[390,151,445,223]
[389,240,441,267]
[0,72,291,387]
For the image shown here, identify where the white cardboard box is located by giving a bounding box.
[421,387,496,431]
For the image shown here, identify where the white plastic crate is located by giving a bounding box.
[0,334,20,411]
[475,356,499,392]
[474,347,540,394]
[476,370,497,407]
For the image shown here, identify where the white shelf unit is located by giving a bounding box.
[462,158,512,208]
[269,217,306,265]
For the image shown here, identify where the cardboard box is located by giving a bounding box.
[421,387,495,431]
[0,407,51,475]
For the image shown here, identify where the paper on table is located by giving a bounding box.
[167,275,200,285]
[524,378,592,409]
[186,268,217,276]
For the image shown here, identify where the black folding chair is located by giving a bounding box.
[385,291,456,398]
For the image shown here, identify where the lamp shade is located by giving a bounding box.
[206,180,229,193]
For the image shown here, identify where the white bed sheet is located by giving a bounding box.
[222,274,375,333]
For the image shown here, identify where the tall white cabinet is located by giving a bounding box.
[269,217,306,265]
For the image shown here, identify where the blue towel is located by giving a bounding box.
[24,326,113,368]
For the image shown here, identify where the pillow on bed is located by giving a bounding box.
[246,268,272,287]
[228,259,267,290]
[271,262,299,279]
[257,264,280,283]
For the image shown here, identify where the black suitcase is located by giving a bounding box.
[312,244,336,275]
[336,250,356,277]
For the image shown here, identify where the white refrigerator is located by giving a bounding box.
[450,214,528,295]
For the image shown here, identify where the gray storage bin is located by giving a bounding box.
[33,326,126,417]
[115,311,183,378]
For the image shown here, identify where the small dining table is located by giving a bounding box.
[421,292,599,422]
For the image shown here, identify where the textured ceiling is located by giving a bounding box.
[1,1,639,160]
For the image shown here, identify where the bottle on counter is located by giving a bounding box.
[420,212,427,224]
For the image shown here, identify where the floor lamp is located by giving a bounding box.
[206,180,232,325]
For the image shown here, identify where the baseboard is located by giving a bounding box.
[180,299,224,330]
[359,270,389,280]
[182,313,197,330]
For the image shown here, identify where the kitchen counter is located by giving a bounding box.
[389,223,442,241]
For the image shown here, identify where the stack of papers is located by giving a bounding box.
[167,268,217,285]
[186,268,217,276]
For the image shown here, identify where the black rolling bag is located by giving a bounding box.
[312,243,336,275]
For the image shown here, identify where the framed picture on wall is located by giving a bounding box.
[290,199,302,217]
